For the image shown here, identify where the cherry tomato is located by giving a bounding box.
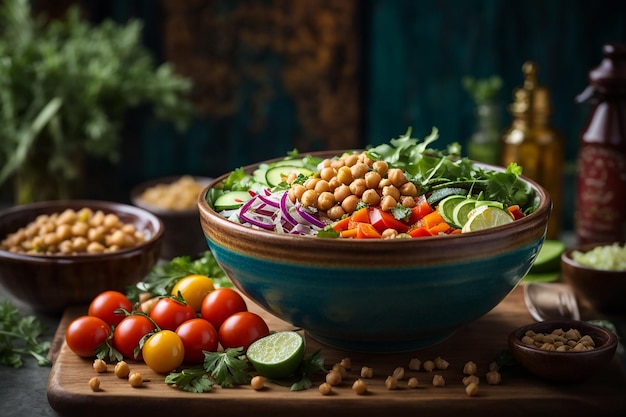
[219,311,269,351]
[200,288,247,330]
[113,314,156,360]
[171,274,215,312]
[142,330,185,373]
[65,315,111,358]
[88,290,133,326]
[149,297,196,331]
[176,318,219,364]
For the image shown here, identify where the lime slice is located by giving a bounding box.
[246,331,305,379]
[437,195,467,228]
[461,205,514,233]
[452,199,477,228]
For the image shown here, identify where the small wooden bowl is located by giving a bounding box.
[508,320,618,382]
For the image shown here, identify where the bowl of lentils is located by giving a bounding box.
[0,200,163,313]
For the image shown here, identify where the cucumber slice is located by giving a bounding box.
[270,159,306,168]
[437,195,467,228]
[427,187,467,206]
[452,199,477,228]
[265,166,314,187]
[213,191,252,210]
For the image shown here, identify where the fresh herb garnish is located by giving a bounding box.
[288,350,326,391]
[0,301,52,368]
[165,367,216,393]
[127,251,231,303]
[203,348,251,388]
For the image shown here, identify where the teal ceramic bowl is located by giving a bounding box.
[198,154,552,352]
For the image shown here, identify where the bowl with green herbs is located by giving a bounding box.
[198,128,552,352]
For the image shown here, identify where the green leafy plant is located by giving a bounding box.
[0,300,52,368]
[0,0,195,203]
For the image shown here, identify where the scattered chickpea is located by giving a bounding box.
[408,358,422,371]
[318,382,333,395]
[114,361,130,378]
[339,357,352,370]
[251,376,265,390]
[432,374,446,387]
[360,366,374,378]
[423,360,435,372]
[486,370,501,385]
[352,378,368,395]
[325,370,342,386]
[385,376,398,390]
[434,357,449,370]
[92,358,107,373]
[332,363,347,379]
[463,361,477,375]
[465,382,479,397]
[488,361,500,372]
[462,375,480,386]
[128,372,143,388]
[89,377,101,392]
[392,366,405,380]
[407,377,419,388]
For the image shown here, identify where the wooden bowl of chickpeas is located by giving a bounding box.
[131,176,213,260]
[0,200,164,313]
[508,320,618,382]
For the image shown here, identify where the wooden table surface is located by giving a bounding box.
[47,286,626,417]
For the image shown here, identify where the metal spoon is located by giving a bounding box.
[523,282,581,322]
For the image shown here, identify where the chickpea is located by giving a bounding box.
[488,361,500,372]
[465,382,479,397]
[89,377,101,392]
[382,185,401,201]
[360,366,374,378]
[372,160,388,177]
[106,230,128,248]
[304,177,320,190]
[93,358,107,373]
[423,360,435,372]
[326,205,346,221]
[350,162,370,179]
[336,166,353,185]
[317,192,336,211]
[300,190,319,208]
[381,229,398,239]
[392,366,405,380]
[332,363,347,379]
[434,357,449,370]
[56,224,72,241]
[399,181,418,196]
[57,209,78,225]
[385,376,398,390]
[320,158,332,168]
[251,376,265,390]
[352,378,368,395]
[71,236,89,253]
[87,226,106,244]
[462,375,480,386]
[320,166,336,182]
[486,370,501,385]
[339,358,351,370]
[407,377,419,388]
[43,232,60,247]
[463,361,477,375]
[314,180,331,194]
[343,153,359,167]
[325,370,342,386]
[128,372,143,387]
[90,210,105,227]
[285,171,298,184]
[379,195,397,212]
[318,382,333,395]
[103,214,120,230]
[364,171,382,189]
[87,241,106,254]
[388,168,408,187]
[361,189,381,206]
[349,178,367,197]
[408,358,422,371]
[400,195,417,208]
[71,222,89,237]
[114,361,130,378]
[341,195,360,214]
[328,177,342,191]
[291,184,307,202]
[330,158,345,169]
[333,184,351,203]
[432,374,445,387]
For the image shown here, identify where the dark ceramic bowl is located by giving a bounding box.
[561,242,626,314]
[198,152,552,352]
[131,176,213,259]
[508,320,618,382]
[0,200,163,313]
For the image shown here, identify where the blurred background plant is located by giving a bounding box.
[0,0,194,204]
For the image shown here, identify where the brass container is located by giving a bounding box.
[501,62,564,240]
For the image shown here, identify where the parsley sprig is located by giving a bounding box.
[0,301,52,368]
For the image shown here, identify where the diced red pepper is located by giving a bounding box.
[368,208,410,233]
[408,226,432,238]
[356,223,382,239]
[507,205,525,220]
[332,216,351,232]
[409,199,434,224]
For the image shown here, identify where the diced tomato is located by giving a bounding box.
[408,226,432,238]
[409,199,434,224]
[368,208,410,233]
[356,223,382,239]
[507,205,525,220]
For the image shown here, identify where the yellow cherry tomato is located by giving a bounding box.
[171,274,215,312]
[141,330,185,373]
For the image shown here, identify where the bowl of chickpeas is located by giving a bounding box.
[198,150,552,352]
[508,320,618,382]
[131,176,213,260]
[0,200,164,313]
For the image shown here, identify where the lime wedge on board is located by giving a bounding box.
[246,331,305,379]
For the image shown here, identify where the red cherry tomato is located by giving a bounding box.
[65,315,111,358]
[112,314,156,360]
[200,288,247,330]
[175,318,219,364]
[88,290,133,326]
[218,311,269,351]
[149,297,196,331]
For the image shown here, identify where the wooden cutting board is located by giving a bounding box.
[47,286,626,417]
